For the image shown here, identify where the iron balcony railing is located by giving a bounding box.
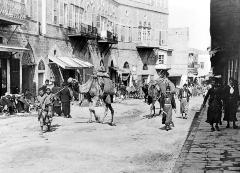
[98,30,118,44]
[0,0,26,22]
[68,23,98,38]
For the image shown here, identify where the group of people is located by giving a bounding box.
[144,68,193,131]
[38,79,73,118]
[202,77,239,131]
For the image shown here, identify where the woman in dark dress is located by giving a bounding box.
[223,78,239,129]
[202,79,223,131]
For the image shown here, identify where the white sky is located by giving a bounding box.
[169,0,211,51]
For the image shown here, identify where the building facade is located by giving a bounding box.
[210,0,240,85]
[168,27,189,87]
[114,0,170,85]
[0,0,170,96]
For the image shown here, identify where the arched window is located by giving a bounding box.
[38,60,45,70]
[123,62,129,69]
[110,60,114,67]
[100,59,104,66]
[143,64,148,70]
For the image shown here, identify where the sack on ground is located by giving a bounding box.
[103,78,115,95]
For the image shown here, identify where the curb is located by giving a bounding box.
[172,105,207,173]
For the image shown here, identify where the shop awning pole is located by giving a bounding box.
[58,65,64,83]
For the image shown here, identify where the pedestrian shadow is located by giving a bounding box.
[48,124,61,132]
[159,126,167,131]
[175,116,185,119]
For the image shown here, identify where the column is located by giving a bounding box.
[7,59,10,93]
[19,56,22,93]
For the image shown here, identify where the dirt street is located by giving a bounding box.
[0,97,202,173]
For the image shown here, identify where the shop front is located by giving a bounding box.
[0,45,29,96]
[48,56,93,86]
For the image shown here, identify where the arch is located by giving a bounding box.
[22,42,35,65]
[38,60,45,70]
[100,59,104,66]
[110,60,114,67]
[143,63,148,70]
[123,61,130,69]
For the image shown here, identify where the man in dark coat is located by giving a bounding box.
[59,82,72,118]
[40,79,50,94]
[142,83,149,103]
[52,82,62,116]
[223,78,239,129]
[202,79,223,131]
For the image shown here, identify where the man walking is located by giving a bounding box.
[178,84,192,119]
[223,78,239,129]
[59,82,72,118]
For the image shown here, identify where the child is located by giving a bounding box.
[36,88,53,134]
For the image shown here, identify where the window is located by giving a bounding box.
[53,0,58,24]
[129,27,132,42]
[143,29,147,40]
[38,60,45,70]
[143,64,148,70]
[138,28,142,41]
[159,30,167,45]
[0,37,3,44]
[75,6,79,29]
[121,26,125,41]
[200,62,204,69]
[64,3,68,26]
[158,55,164,64]
[123,62,130,69]
[100,59,104,66]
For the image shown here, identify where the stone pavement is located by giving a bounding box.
[173,105,240,173]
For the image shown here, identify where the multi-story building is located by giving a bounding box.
[0,0,28,96]
[114,0,171,85]
[210,0,240,85]
[1,0,120,96]
[168,27,189,87]
[0,0,171,96]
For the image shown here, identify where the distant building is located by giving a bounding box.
[210,0,240,85]
[115,0,171,85]
[168,27,189,87]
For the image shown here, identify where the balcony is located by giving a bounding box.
[67,23,98,39]
[0,0,26,25]
[136,40,160,49]
[98,30,118,44]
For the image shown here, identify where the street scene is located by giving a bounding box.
[0,0,240,173]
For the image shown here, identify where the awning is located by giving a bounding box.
[48,56,93,69]
[0,44,29,52]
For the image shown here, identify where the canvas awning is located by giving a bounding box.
[0,44,29,52]
[48,56,93,69]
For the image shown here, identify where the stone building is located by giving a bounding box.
[0,0,28,96]
[210,0,240,85]
[1,0,119,96]
[168,27,189,87]
[114,0,171,85]
[0,0,171,96]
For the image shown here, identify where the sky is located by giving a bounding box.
[168,0,211,51]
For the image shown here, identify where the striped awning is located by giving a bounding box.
[48,56,93,69]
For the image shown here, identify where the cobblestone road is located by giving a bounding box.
[173,105,240,173]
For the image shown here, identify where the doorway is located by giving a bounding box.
[38,73,44,89]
